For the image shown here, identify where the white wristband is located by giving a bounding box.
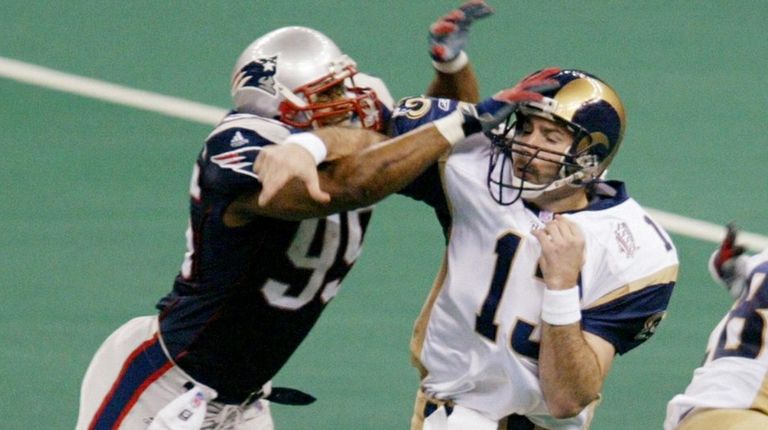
[281,132,328,165]
[432,51,469,74]
[432,110,465,146]
[541,286,582,325]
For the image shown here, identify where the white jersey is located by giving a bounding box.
[407,134,679,429]
[664,250,768,429]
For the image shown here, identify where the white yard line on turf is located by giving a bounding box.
[0,56,226,124]
[2,56,766,252]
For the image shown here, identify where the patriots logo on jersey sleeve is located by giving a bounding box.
[210,147,261,180]
[233,56,278,96]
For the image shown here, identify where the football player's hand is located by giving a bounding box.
[533,215,585,291]
[253,144,330,207]
[470,67,561,132]
[433,68,561,144]
[429,1,494,63]
[713,223,746,278]
[709,222,748,298]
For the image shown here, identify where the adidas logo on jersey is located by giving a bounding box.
[230,131,249,147]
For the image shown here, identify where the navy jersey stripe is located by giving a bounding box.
[88,335,172,429]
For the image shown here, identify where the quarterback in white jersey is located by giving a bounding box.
[664,227,768,430]
[392,69,679,429]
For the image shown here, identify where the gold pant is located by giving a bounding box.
[677,408,768,430]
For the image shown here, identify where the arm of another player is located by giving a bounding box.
[425,1,493,102]
[225,127,385,224]
[229,124,453,222]
[228,68,560,222]
[532,216,615,419]
[251,129,380,207]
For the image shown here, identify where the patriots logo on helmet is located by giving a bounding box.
[233,55,278,96]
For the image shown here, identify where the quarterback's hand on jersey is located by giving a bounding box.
[253,143,331,207]
[709,222,748,299]
[533,215,585,291]
[429,1,494,64]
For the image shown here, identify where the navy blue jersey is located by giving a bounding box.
[156,112,373,403]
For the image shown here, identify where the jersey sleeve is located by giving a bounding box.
[581,280,674,355]
[200,115,290,195]
[391,96,462,135]
[391,96,460,213]
[581,264,678,354]
[573,200,680,355]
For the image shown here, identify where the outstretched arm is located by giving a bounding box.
[425,1,494,102]
[250,129,379,207]
[226,68,561,223]
[225,124,450,222]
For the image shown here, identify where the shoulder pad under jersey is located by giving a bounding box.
[201,113,292,191]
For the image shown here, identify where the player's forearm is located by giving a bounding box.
[426,65,480,103]
[321,124,450,207]
[538,324,603,419]
[239,124,450,221]
[313,127,387,161]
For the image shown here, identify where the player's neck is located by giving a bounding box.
[526,188,589,213]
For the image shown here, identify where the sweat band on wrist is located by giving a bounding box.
[541,286,582,325]
[282,132,328,165]
[432,51,469,74]
[433,111,466,146]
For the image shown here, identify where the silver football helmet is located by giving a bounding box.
[231,26,384,130]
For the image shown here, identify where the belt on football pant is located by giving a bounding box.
[423,398,537,430]
[186,382,316,406]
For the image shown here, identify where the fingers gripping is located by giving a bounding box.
[464,67,561,133]
[494,67,561,103]
[437,67,562,139]
[534,216,585,290]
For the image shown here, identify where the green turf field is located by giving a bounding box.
[1,1,767,429]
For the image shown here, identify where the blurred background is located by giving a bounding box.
[1,1,767,428]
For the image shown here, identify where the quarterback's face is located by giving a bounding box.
[512,116,574,185]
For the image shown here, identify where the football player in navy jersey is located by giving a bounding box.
[74,2,566,429]
[665,225,768,429]
[383,70,679,429]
